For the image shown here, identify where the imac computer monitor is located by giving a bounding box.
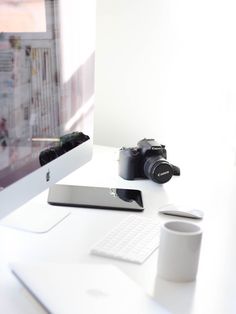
[0,0,96,232]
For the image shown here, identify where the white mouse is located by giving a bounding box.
[158,204,204,219]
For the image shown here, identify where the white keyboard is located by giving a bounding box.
[90,215,160,264]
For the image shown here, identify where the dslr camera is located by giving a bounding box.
[119,138,180,184]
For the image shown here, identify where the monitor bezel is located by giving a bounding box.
[0,139,92,220]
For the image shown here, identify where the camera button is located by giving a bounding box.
[131,148,139,156]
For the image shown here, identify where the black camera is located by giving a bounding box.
[119,138,180,184]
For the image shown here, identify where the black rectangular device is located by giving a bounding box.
[48,185,144,212]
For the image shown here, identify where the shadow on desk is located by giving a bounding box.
[153,276,196,314]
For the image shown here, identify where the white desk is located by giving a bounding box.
[1,145,236,313]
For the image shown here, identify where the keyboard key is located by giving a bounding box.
[90,215,160,264]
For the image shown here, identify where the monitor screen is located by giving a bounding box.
[0,0,96,225]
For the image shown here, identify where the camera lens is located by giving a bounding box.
[143,156,173,184]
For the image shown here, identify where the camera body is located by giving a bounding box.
[119,138,180,184]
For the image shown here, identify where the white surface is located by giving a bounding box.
[0,205,71,233]
[95,0,236,160]
[91,214,160,264]
[10,263,169,314]
[0,145,236,313]
[157,221,202,282]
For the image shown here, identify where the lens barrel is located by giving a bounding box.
[144,156,173,184]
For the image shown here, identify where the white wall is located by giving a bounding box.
[94,0,236,164]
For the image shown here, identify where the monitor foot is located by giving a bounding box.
[0,205,70,233]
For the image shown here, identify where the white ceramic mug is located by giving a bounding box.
[157,220,202,282]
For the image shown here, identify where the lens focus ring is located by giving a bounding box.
[144,157,173,184]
